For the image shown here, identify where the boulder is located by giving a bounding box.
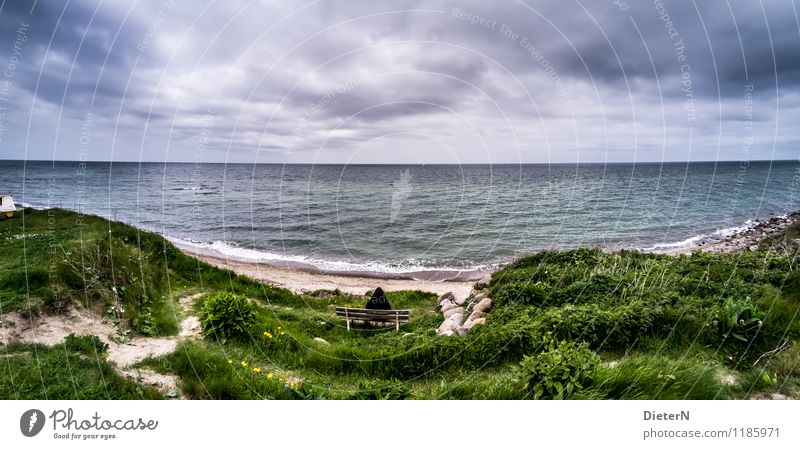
[440,302,456,313]
[473,298,493,313]
[443,307,466,319]
[468,310,485,322]
[437,319,460,335]
[438,292,455,305]
[463,318,486,332]
[475,274,491,289]
[454,296,467,306]
[448,313,465,326]
[313,337,330,345]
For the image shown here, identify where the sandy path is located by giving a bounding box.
[0,292,204,397]
[180,249,475,301]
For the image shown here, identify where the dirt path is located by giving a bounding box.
[0,292,204,398]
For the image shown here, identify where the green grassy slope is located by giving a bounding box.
[2,208,799,399]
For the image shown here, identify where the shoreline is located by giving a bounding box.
[178,245,477,301]
[176,210,800,301]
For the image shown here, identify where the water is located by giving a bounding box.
[2,160,799,276]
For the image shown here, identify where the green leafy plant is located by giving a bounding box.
[348,380,413,400]
[64,333,109,356]
[711,297,764,343]
[521,333,599,399]
[199,292,257,343]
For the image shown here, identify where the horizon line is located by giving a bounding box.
[1,158,796,165]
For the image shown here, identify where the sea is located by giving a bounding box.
[2,160,799,278]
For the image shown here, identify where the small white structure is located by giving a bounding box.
[1,194,20,217]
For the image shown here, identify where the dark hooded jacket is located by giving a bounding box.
[365,287,391,310]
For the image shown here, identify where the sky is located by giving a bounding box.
[0,0,798,164]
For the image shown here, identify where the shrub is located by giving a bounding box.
[520,333,599,399]
[711,297,765,343]
[199,292,257,342]
[64,333,109,356]
[348,380,413,399]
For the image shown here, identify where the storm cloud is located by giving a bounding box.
[0,0,798,163]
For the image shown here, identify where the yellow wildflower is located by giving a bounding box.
[280,331,285,335]
[267,373,274,379]
[240,361,248,367]
[227,360,233,364]
[253,367,262,374]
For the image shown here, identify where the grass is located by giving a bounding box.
[2,208,800,399]
[0,339,162,399]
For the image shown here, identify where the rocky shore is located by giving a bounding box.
[670,211,800,255]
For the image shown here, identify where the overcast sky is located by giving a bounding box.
[0,0,798,163]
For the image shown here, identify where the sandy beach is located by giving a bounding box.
[177,244,477,301]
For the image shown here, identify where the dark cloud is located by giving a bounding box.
[0,0,797,163]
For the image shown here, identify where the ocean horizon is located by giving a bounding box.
[3,159,799,278]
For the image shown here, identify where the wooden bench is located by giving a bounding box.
[335,307,410,331]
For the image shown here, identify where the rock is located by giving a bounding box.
[440,329,456,337]
[313,337,330,345]
[463,318,486,332]
[448,313,465,326]
[468,310,485,322]
[454,296,467,306]
[466,300,477,312]
[440,302,456,313]
[475,274,491,289]
[473,298,493,313]
[456,326,469,336]
[437,319,460,335]
[473,292,487,301]
[443,307,466,319]
[749,245,759,252]
[437,292,455,305]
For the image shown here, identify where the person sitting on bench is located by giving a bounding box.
[365,287,391,310]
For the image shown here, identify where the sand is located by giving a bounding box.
[178,246,477,301]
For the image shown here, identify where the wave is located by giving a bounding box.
[167,236,495,277]
[639,218,758,252]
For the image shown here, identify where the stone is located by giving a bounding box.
[437,319,460,335]
[466,301,477,312]
[313,337,330,345]
[473,292,487,301]
[463,318,486,331]
[473,298,493,313]
[448,313,465,326]
[475,274,491,289]
[454,296,467,306]
[440,329,456,337]
[456,326,469,336]
[438,292,455,305]
[749,245,759,252]
[440,302,456,313]
[443,307,466,319]
[468,310,485,322]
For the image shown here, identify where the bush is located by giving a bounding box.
[520,333,599,399]
[711,297,765,343]
[64,333,109,356]
[199,292,257,342]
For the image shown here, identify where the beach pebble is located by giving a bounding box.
[443,307,466,319]
[313,337,330,345]
[473,298,493,313]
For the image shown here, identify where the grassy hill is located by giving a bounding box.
[2,208,799,399]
